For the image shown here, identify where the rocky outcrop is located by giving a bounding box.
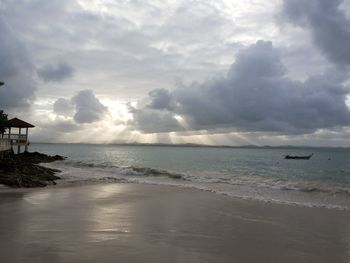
[0,152,65,188]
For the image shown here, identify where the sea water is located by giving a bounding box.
[31,143,350,210]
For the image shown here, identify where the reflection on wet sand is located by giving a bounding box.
[0,184,350,263]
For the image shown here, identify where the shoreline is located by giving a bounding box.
[26,145,350,211]
[2,177,349,212]
[1,183,349,262]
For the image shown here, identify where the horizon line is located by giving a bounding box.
[30,142,350,149]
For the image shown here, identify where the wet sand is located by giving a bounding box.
[0,183,349,263]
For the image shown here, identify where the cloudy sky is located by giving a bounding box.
[1,0,350,146]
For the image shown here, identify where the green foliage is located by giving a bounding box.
[0,110,8,134]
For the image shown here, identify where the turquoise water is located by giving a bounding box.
[32,143,350,210]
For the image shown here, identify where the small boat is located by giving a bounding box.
[284,153,313,160]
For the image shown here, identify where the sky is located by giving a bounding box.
[1,0,350,146]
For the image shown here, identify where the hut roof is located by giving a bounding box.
[8,118,35,128]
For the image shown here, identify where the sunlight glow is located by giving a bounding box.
[100,98,132,123]
[76,0,110,14]
[174,115,191,130]
[346,94,350,110]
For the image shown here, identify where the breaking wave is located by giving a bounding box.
[44,159,350,211]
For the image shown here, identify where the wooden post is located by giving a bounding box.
[17,128,21,154]
[25,128,28,152]
[8,127,12,154]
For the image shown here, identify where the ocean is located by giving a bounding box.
[32,143,350,210]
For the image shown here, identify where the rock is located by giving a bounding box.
[0,152,65,188]
[15,151,66,164]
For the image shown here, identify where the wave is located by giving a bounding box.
[48,159,350,197]
[59,160,185,179]
[41,159,350,211]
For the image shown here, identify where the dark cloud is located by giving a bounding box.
[0,0,241,100]
[282,0,350,66]
[127,103,183,133]
[72,90,108,124]
[53,98,74,117]
[37,62,74,82]
[147,88,174,110]
[0,18,36,109]
[129,41,350,134]
[2,0,350,145]
[53,89,108,124]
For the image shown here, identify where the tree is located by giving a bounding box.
[0,110,8,134]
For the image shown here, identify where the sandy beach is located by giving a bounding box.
[0,183,349,263]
